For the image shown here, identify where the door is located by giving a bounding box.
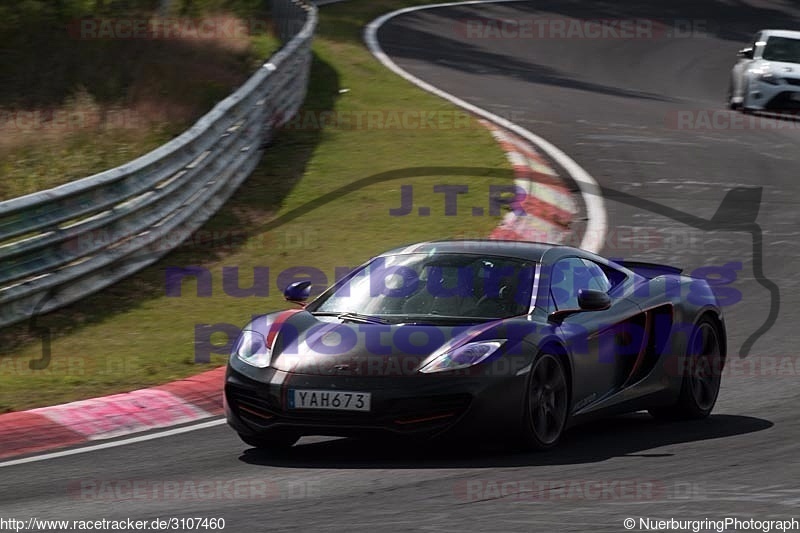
[549,257,647,412]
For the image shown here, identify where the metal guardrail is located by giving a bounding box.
[0,0,317,328]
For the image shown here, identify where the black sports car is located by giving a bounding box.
[224,240,726,450]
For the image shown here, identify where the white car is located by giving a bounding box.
[728,29,800,112]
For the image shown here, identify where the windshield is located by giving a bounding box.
[762,36,800,63]
[306,253,537,322]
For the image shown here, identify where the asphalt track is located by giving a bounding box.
[2,1,799,531]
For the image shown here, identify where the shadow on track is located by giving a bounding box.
[238,413,772,469]
[505,0,800,43]
[378,14,677,103]
[379,0,800,104]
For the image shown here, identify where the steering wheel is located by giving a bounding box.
[474,285,511,309]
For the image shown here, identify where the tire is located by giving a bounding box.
[739,80,753,113]
[649,318,723,421]
[731,79,753,115]
[520,352,570,450]
[239,432,299,450]
[727,81,740,110]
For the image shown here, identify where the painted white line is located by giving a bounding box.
[364,0,607,253]
[0,418,226,469]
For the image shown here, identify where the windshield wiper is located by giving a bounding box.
[311,312,390,324]
[399,314,498,324]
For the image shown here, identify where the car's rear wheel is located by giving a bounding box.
[521,352,569,450]
[239,432,299,450]
[649,318,722,421]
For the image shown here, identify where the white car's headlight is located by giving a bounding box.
[234,330,272,368]
[758,72,781,85]
[419,340,505,374]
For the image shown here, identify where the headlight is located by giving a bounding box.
[758,72,781,85]
[419,340,505,373]
[234,330,271,368]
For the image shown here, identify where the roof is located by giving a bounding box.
[379,239,580,262]
[759,29,800,40]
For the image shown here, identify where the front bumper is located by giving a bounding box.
[746,77,800,110]
[224,361,529,441]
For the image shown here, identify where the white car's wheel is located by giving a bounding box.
[727,80,740,110]
[740,80,754,114]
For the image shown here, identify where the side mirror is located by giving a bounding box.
[577,289,611,311]
[283,281,311,304]
[737,47,754,59]
[548,289,611,324]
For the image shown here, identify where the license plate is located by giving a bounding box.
[289,390,371,412]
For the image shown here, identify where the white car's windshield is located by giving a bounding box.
[307,253,536,321]
[762,36,800,63]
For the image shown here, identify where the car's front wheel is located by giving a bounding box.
[521,352,569,450]
[649,318,723,421]
[740,80,754,113]
[239,432,299,450]
[727,80,741,110]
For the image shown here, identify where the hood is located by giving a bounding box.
[757,60,800,77]
[247,310,506,376]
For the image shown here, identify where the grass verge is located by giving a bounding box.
[0,0,513,412]
[0,3,278,200]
